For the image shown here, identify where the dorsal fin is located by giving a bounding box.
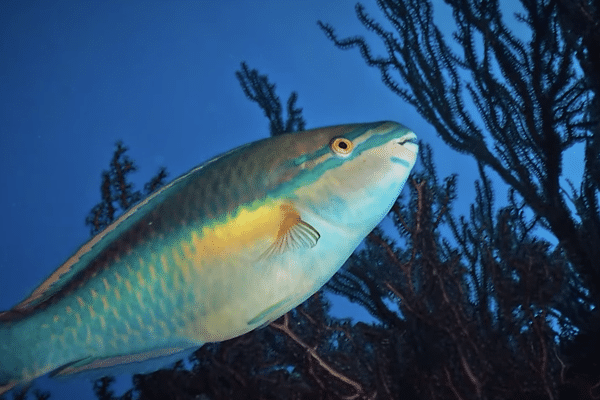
[1,143,263,318]
[0,167,195,318]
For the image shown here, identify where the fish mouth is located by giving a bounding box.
[389,131,418,167]
[396,132,418,155]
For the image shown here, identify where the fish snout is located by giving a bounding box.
[389,132,418,168]
[396,132,419,155]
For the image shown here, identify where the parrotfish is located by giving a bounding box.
[0,121,418,393]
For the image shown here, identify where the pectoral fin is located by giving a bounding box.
[248,297,294,326]
[260,204,320,259]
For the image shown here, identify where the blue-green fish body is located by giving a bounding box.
[0,121,418,393]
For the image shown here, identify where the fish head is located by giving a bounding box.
[287,121,418,232]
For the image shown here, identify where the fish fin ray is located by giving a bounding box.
[260,207,320,260]
[51,347,193,377]
[49,357,90,377]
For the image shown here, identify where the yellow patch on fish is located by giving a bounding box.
[189,200,318,267]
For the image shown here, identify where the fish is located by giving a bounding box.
[0,121,418,394]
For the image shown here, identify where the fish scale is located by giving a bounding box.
[0,121,418,394]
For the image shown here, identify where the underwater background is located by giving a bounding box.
[1,1,589,399]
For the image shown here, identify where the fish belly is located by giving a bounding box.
[185,205,359,342]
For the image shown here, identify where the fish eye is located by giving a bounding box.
[330,137,354,156]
